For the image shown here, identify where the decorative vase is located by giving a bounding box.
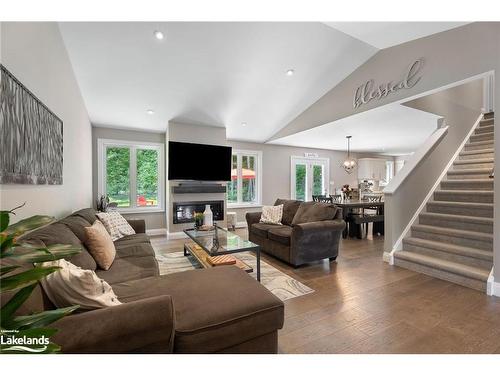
[203,205,213,227]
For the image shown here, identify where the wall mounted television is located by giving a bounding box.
[168,141,232,181]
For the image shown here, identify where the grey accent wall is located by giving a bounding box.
[0,22,93,222]
[91,126,166,230]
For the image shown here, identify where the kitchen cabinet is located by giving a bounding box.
[357,158,386,181]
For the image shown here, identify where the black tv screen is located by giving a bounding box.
[168,141,232,181]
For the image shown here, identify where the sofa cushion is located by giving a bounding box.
[259,204,283,225]
[60,215,92,242]
[40,259,121,311]
[84,220,116,270]
[250,223,281,239]
[96,212,136,241]
[114,233,151,247]
[112,266,284,353]
[267,226,292,246]
[115,242,156,258]
[291,202,338,225]
[96,254,159,285]
[274,199,301,226]
[67,246,98,271]
[71,208,97,225]
[22,222,81,246]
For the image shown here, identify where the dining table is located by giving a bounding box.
[334,199,385,239]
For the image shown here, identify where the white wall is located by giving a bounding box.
[0,22,93,222]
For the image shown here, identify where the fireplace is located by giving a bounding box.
[172,200,224,224]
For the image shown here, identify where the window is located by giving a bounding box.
[98,139,164,213]
[380,160,395,187]
[290,156,330,201]
[227,150,262,207]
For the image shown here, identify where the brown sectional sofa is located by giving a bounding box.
[5,208,284,353]
[246,199,345,266]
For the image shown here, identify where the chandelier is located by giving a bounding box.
[342,135,357,174]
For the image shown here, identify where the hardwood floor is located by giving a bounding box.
[151,228,500,354]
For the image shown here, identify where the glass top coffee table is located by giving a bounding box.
[183,226,261,281]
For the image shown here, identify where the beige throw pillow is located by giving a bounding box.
[96,211,135,241]
[259,204,283,225]
[84,220,116,270]
[40,259,121,311]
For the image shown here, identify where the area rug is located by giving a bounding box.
[155,251,314,301]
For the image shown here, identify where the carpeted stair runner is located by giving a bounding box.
[394,112,494,292]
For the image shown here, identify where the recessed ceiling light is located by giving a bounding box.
[146,109,155,115]
[286,69,295,76]
[241,122,247,127]
[154,30,164,40]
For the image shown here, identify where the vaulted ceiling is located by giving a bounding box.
[59,22,468,147]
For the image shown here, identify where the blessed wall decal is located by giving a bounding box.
[353,59,423,109]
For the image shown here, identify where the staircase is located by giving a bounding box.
[394,112,494,292]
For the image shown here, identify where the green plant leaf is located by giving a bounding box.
[5,244,81,263]
[0,211,9,232]
[2,215,54,237]
[0,266,60,292]
[9,305,79,330]
[0,284,37,324]
[0,265,19,275]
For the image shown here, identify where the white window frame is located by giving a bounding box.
[290,156,330,201]
[227,149,263,208]
[97,138,165,214]
[380,160,395,186]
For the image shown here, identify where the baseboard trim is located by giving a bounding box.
[235,221,248,228]
[489,281,500,297]
[146,228,167,236]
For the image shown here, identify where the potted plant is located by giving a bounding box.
[194,212,204,229]
[0,204,81,354]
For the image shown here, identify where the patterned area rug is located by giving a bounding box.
[155,251,314,301]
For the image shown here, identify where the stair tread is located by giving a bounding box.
[442,178,493,183]
[395,251,491,281]
[448,168,492,174]
[435,189,493,194]
[412,224,493,240]
[454,157,494,164]
[428,200,493,208]
[403,237,493,260]
[460,148,494,155]
[419,212,493,224]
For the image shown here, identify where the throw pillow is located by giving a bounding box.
[96,211,135,241]
[40,259,121,311]
[84,220,116,270]
[291,202,338,226]
[259,204,284,225]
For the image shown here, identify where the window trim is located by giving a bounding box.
[97,138,165,214]
[227,149,263,208]
[290,156,330,201]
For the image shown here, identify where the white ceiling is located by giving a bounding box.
[59,22,377,141]
[269,103,442,155]
[324,22,469,49]
[59,22,467,144]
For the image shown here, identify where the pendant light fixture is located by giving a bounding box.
[342,135,357,174]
